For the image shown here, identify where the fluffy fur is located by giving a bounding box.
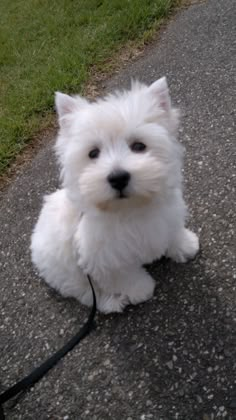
[31,77,199,313]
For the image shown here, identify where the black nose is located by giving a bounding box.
[107,170,131,191]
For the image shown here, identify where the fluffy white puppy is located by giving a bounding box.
[31,77,199,313]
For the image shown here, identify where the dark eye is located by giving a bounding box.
[130,142,146,153]
[88,148,100,159]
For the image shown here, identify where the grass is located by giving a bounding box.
[0,0,176,175]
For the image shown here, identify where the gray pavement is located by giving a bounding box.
[0,0,235,418]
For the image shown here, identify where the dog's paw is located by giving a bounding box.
[127,276,155,305]
[98,293,129,314]
[168,228,199,263]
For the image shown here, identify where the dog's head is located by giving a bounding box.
[55,77,183,212]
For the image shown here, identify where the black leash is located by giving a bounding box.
[0,275,96,420]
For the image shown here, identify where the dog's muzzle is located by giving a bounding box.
[107,170,130,194]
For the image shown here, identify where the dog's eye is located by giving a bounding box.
[130,142,146,153]
[88,148,100,159]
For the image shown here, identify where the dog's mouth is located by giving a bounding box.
[96,192,151,212]
[116,191,128,199]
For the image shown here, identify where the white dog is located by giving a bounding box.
[31,77,199,313]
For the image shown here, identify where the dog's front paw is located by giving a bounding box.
[127,276,155,305]
[168,228,199,263]
[98,293,129,314]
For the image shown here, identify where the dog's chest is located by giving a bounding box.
[76,207,169,273]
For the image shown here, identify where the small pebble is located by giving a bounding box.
[166,360,173,370]
[179,388,185,397]
[196,395,203,403]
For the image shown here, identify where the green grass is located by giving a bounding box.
[0,0,175,174]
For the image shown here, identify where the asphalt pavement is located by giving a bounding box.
[0,0,235,418]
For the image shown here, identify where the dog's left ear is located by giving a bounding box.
[149,77,180,134]
[148,77,171,113]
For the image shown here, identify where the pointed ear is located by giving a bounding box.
[55,92,80,119]
[148,77,171,112]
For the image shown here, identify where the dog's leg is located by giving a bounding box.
[124,267,155,305]
[95,267,155,313]
[96,293,129,314]
[167,228,199,263]
[107,266,156,307]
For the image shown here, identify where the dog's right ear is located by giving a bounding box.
[55,92,87,127]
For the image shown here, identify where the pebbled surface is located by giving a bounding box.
[0,0,235,419]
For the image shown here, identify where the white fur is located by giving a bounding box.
[31,78,199,313]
